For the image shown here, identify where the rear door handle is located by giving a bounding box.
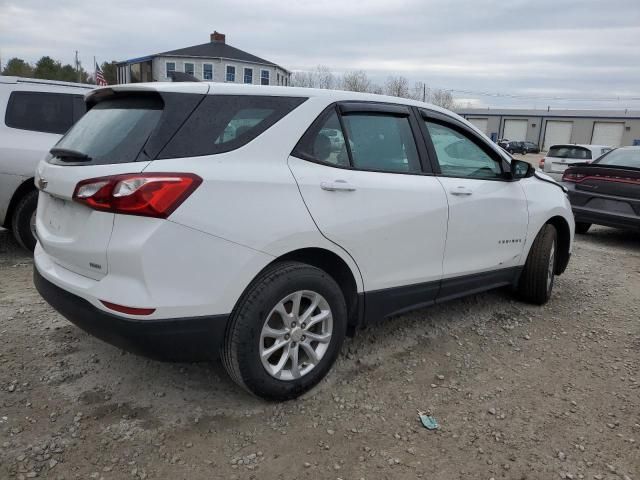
[449,186,473,196]
[320,180,357,192]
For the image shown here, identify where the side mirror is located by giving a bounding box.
[510,159,534,179]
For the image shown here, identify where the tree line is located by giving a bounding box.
[291,65,457,109]
[1,57,456,109]
[1,56,118,84]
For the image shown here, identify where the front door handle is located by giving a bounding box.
[449,186,473,196]
[320,180,357,192]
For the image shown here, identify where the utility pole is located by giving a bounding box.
[75,51,80,83]
[422,83,426,102]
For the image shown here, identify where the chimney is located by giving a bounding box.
[210,31,226,43]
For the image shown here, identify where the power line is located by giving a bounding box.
[441,86,640,102]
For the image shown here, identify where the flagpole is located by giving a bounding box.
[94,56,96,84]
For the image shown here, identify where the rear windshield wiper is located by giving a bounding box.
[50,147,92,162]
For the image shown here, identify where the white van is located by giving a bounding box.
[0,76,93,249]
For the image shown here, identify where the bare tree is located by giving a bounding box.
[290,70,315,88]
[314,65,336,90]
[430,88,457,110]
[384,76,410,98]
[409,81,429,102]
[340,70,373,93]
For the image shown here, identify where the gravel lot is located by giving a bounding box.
[1,226,638,480]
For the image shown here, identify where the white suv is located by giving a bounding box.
[34,83,574,400]
[0,76,92,250]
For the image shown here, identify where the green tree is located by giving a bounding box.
[100,61,118,85]
[33,56,62,80]
[1,57,34,77]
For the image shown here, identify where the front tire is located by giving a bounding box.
[575,222,591,234]
[222,261,347,400]
[517,224,557,305]
[11,190,39,251]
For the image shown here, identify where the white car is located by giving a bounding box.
[542,144,613,178]
[33,83,574,400]
[0,76,92,250]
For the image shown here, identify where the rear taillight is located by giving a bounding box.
[562,171,585,183]
[73,173,202,218]
[539,158,545,169]
[562,171,640,185]
[100,300,155,316]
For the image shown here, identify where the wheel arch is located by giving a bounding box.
[545,215,571,275]
[266,247,362,335]
[3,177,35,229]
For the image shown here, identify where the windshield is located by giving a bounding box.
[595,149,640,168]
[51,96,163,165]
[547,146,591,160]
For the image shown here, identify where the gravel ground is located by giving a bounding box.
[0,226,638,480]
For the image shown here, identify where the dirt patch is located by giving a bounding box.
[0,227,638,479]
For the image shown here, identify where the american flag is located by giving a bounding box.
[95,62,108,86]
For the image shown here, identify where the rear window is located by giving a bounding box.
[51,96,162,165]
[547,145,592,160]
[595,149,640,168]
[5,91,86,134]
[158,95,307,159]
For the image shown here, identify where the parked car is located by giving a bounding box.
[0,76,92,250]
[542,144,613,179]
[504,141,527,154]
[562,146,639,233]
[34,83,574,400]
[523,141,540,154]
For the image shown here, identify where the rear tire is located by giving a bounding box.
[222,261,347,400]
[11,190,38,251]
[517,224,557,305]
[575,222,591,234]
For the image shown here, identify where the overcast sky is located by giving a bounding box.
[1,0,639,109]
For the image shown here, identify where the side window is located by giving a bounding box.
[5,91,74,134]
[159,95,307,159]
[72,96,86,123]
[226,66,236,82]
[166,62,175,78]
[261,70,270,86]
[243,68,253,84]
[424,121,503,179]
[293,109,350,167]
[342,113,421,173]
[184,63,194,76]
[203,64,213,80]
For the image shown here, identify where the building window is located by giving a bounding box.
[226,65,236,82]
[243,68,253,84]
[184,63,194,76]
[261,70,270,86]
[203,63,213,80]
[166,62,176,78]
[277,73,280,85]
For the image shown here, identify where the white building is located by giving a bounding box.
[116,31,290,86]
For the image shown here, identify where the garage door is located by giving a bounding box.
[543,121,573,151]
[468,117,488,134]
[503,119,528,141]
[591,122,624,146]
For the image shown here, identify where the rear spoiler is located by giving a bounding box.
[168,72,200,82]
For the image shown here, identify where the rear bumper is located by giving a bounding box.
[34,268,229,361]
[572,206,640,230]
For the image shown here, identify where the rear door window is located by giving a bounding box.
[547,146,592,160]
[5,91,81,134]
[159,95,306,159]
[341,113,421,173]
[51,95,163,165]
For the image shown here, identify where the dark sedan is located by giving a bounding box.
[523,141,540,154]
[562,146,640,233]
[504,141,527,154]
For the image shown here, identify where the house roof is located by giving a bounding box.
[154,42,287,71]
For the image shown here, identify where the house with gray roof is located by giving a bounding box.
[115,32,290,86]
